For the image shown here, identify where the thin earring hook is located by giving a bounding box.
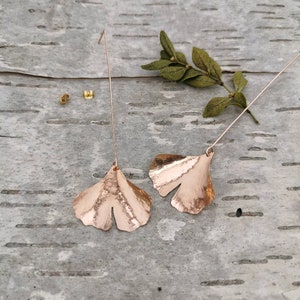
[206,52,300,155]
[98,30,118,166]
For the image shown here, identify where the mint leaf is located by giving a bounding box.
[185,75,217,88]
[141,60,172,70]
[160,66,187,81]
[232,91,247,108]
[160,50,171,60]
[192,47,222,81]
[160,31,177,59]
[233,71,248,92]
[180,69,203,82]
[176,51,188,65]
[192,47,208,72]
[203,97,231,117]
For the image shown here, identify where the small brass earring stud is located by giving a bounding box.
[59,94,70,105]
[83,90,94,100]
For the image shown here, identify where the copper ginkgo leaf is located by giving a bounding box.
[73,164,152,232]
[149,153,214,214]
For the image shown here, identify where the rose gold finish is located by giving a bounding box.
[73,30,153,231]
[73,164,152,232]
[150,154,186,169]
[149,153,214,214]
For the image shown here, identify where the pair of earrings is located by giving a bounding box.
[59,90,94,105]
[72,30,300,232]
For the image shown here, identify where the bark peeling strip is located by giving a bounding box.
[266,255,292,260]
[248,147,277,152]
[16,223,77,228]
[275,107,300,112]
[0,135,22,138]
[278,225,300,230]
[227,211,263,217]
[46,119,109,125]
[256,4,285,7]
[1,189,55,195]
[239,157,267,161]
[35,270,100,277]
[31,42,60,46]
[222,195,259,201]
[200,279,244,286]
[287,187,300,191]
[75,0,103,4]
[4,242,76,248]
[282,162,300,166]
[144,2,177,6]
[0,202,51,207]
[246,133,276,137]
[119,13,153,16]
[113,34,157,38]
[233,259,268,264]
[0,109,40,113]
[249,10,276,14]
[227,179,260,184]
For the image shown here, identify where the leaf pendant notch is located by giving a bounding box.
[73,30,152,232]
[149,152,214,214]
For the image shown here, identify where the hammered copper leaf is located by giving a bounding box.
[73,165,152,232]
[203,97,231,117]
[149,153,215,214]
[160,65,187,81]
[192,47,222,80]
[160,31,177,58]
[233,71,248,92]
[185,75,217,88]
[141,59,172,70]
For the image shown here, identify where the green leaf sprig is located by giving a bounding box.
[141,31,259,124]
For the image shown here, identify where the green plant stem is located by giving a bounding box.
[233,102,259,124]
[246,109,259,124]
[222,83,232,94]
[174,57,259,124]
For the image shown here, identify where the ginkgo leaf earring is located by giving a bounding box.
[150,53,300,215]
[73,30,152,232]
[149,153,214,214]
